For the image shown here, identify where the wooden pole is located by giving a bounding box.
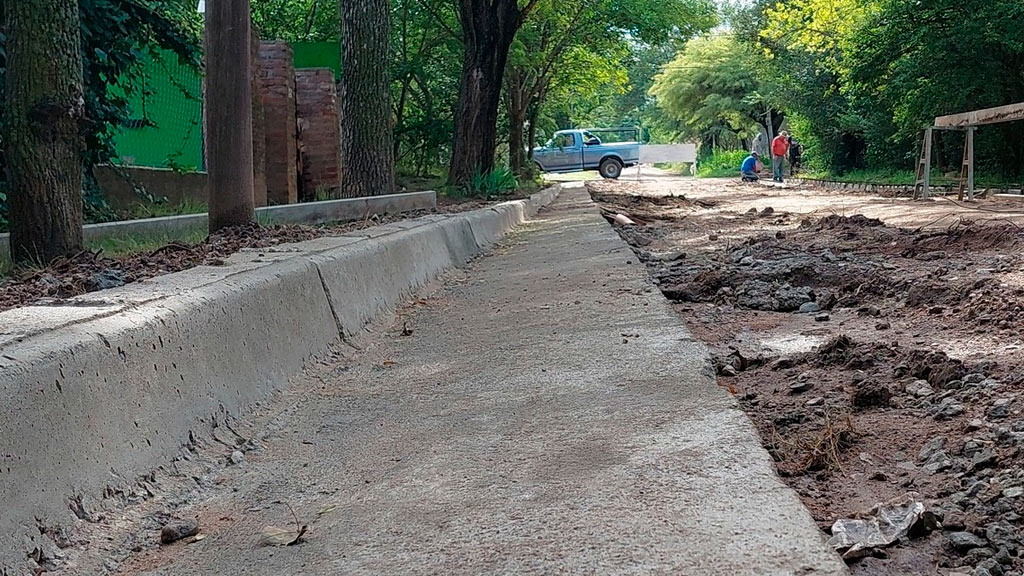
[206,0,255,231]
[967,127,975,200]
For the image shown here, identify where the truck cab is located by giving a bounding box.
[532,129,640,179]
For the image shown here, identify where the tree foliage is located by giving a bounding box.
[727,0,1024,174]
[505,0,716,170]
[650,35,778,152]
[252,0,338,41]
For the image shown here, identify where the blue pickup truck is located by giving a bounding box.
[532,129,640,179]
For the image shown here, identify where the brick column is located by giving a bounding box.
[295,68,342,201]
[258,42,297,205]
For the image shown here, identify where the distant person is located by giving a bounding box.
[740,151,761,182]
[789,137,803,176]
[771,131,790,182]
[753,132,765,156]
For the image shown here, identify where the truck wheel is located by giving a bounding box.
[599,158,623,179]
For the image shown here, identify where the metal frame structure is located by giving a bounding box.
[914,102,1024,200]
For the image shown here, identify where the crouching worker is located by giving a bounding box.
[740,151,761,182]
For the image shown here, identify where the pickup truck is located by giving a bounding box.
[532,129,640,179]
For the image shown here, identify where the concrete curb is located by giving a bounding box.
[0,185,559,570]
[795,178,1024,198]
[0,191,437,262]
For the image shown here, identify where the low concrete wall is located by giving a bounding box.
[94,165,208,210]
[0,185,559,572]
[0,191,437,262]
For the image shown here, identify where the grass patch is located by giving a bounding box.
[86,228,208,259]
[120,198,208,220]
[397,173,446,193]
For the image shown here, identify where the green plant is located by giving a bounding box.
[696,149,748,178]
[314,185,338,202]
[463,167,519,199]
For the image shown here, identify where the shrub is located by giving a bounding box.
[462,166,519,199]
[696,149,749,178]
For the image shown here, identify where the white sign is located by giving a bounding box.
[639,144,697,164]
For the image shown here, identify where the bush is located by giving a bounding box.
[460,167,519,199]
[697,149,749,178]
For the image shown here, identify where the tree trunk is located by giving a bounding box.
[4,0,85,264]
[506,72,528,174]
[526,97,541,162]
[251,23,269,207]
[339,0,395,197]
[206,0,256,232]
[448,0,522,185]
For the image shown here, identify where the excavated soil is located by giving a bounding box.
[591,177,1024,576]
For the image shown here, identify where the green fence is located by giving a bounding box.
[112,51,204,170]
[112,42,339,169]
[292,41,340,78]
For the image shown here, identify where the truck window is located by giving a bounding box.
[554,133,576,148]
[582,131,601,145]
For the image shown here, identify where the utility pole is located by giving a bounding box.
[205,0,255,231]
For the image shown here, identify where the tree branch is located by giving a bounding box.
[417,0,462,41]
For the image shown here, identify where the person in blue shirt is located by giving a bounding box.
[740,151,760,182]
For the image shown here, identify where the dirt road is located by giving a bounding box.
[591,175,1024,576]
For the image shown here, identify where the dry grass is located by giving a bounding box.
[771,410,856,474]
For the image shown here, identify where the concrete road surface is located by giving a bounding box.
[114,185,847,575]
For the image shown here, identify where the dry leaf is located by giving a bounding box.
[258,526,294,547]
[190,534,206,543]
[258,525,307,547]
[317,504,337,517]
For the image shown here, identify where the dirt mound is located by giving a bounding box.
[899,221,1024,257]
[897,349,968,388]
[802,214,884,230]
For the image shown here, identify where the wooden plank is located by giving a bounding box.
[934,102,1024,127]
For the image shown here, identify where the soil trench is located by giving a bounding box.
[590,176,1024,576]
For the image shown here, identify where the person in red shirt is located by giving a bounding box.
[771,131,790,182]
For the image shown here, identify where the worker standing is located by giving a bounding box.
[771,130,790,183]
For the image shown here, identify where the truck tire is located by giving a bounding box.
[599,157,623,179]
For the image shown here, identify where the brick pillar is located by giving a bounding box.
[295,68,342,201]
[250,27,268,207]
[258,42,297,205]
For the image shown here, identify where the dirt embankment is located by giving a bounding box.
[591,178,1024,576]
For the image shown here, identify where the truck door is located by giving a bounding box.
[550,132,582,171]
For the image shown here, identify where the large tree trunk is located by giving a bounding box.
[4,0,85,264]
[448,0,522,185]
[339,0,395,197]
[206,0,256,231]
